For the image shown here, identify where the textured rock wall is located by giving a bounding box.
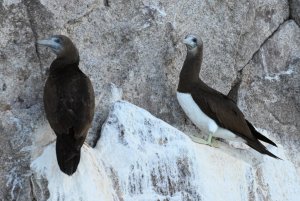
[239,20,300,172]
[0,0,299,200]
[290,0,300,26]
[31,101,300,201]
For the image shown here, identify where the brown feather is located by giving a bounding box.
[42,36,95,175]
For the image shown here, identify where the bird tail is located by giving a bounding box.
[56,135,81,175]
[246,120,277,147]
[246,139,281,160]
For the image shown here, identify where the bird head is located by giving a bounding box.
[183,34,203,54]
[37,35,79,63]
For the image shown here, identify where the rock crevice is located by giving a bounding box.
[229,17,292,101]
[23,0,43,78]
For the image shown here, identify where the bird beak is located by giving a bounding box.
[183,38,194,49]
[36,38,56,48]
[183,38,190,45]
[36,38,62,55]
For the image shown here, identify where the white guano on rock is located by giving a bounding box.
[31,101,300,201]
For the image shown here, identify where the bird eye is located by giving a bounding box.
[54,38,61,43]
[192,38,197,43]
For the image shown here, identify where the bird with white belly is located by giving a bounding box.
[177,34,279,159]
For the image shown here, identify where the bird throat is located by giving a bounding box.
[50,55,80,74]
[178,47,203,92]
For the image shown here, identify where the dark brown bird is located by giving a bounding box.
[177,34,279,159]
[37,35,95,175]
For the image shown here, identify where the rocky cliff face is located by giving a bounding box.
[31,101,300,201]
[0,0,299,200]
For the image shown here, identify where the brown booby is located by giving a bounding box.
[177,34,279,159]
[37,35,95,175]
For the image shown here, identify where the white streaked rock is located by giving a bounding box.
[31,101,300,201]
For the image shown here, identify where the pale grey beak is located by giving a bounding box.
[183,38,196,50]
[36,38,62,54]
[183,38,190,45]
[37,38,56,48]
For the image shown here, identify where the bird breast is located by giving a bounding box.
[176,92,245,142]
[177,92,218,134]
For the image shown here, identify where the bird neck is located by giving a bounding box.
[50,56,80,73]
[178,46,203,91]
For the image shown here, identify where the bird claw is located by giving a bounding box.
[209,138,220,148]
[188,134,219,147]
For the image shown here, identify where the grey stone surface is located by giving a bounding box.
[239,20,300,173]
[0,0,298,200]
[0,1,45,200]
[290,0,300,26]
[86,83,123,147]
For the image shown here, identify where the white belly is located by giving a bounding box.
[176,92,244,142]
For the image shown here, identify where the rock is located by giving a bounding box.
[98,101,202,200]
[34,0,290,128]
[31,101,300,201]
[290,0,300,26]
[239,20,300,174]
[0,0,299,200]
[0,1,45,199]
[86,83,123,147]
[31,144,118,201]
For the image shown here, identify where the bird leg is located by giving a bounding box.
[189,133,219,147]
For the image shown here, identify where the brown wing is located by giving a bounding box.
[190,83,256,141]
[44,68,95,141]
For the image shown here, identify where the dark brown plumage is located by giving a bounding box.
[177,34,279,159]
[38,35,95,175]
